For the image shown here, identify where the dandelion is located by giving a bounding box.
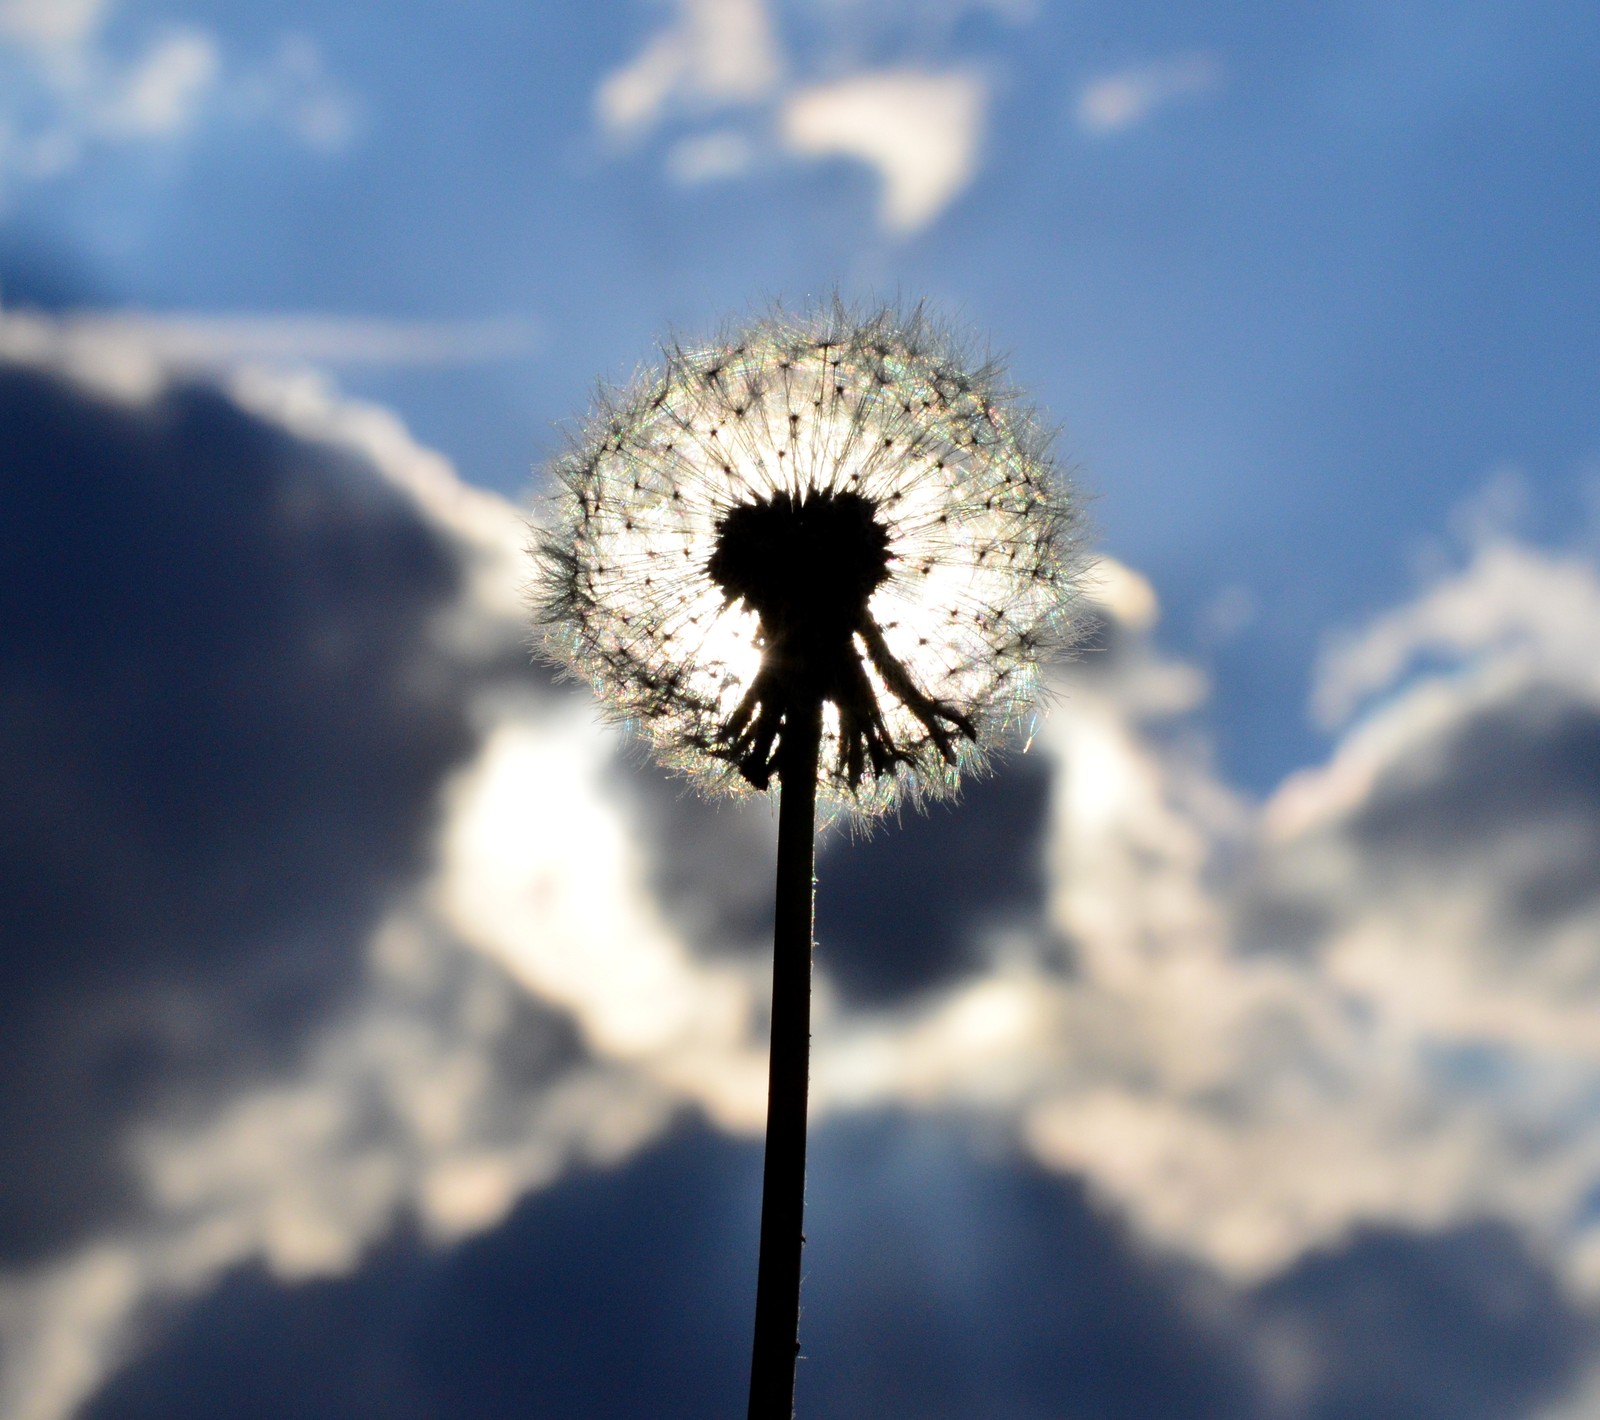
[532,300,1087,1418]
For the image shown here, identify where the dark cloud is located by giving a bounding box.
[1347,687,1600,929]
[1250,1221,1592,1420]
[606,691,1057,1007]
[83,1124,760,1420]
[605,755,779,958]
[82,1111,1592,1420]
[816,756,1056,1005]
[1238,683,1600,958]
[0,358,537,1263]
[798,1115,1255,1420]
[1233,887,1337,960]
[84,1116,1244,1420]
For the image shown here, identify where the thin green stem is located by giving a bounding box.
[746,698,822,1420]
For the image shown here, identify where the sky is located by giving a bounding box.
[2,1,1600,1417]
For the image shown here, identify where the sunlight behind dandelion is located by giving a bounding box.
[434,712,770,1128]
[534,303,1086,817]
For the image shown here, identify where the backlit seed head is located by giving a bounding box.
[531,300,1090,818]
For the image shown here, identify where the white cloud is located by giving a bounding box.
[96,27,218,137]
[595,0,783,138]
[815,522,1600,1291]
[594,0,998,234]
[5,308,539,372]
[1075,51,1221,135]
[0,5,358,193]
[1311,536,1600,731]
[434,715,772,1127]
[780,68,987,233]
[0,0,106,48]
[1029,525,1600,1285]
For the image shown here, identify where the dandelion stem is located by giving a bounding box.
[747,696,822,1420]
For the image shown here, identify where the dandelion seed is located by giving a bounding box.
[529,299,1089,1420]
[533,300,1088,819]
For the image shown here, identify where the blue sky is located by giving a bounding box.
[4,2,1600,1417]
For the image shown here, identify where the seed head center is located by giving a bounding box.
[707,489,891,692]
[705,487,974,790]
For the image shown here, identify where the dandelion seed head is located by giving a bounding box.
[532,300,1089,818]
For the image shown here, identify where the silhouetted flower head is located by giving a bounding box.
[532,301,1088,816]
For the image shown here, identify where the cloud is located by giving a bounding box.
[0,309,821,1420]
[1012,528,1600,1290]
[780,69,987,233]
[593,0,1001,234]
[81,1129,764,1420]
[1534,1363,1600,1420]
[815,755,1053,1005]
[95,28,218,138]
[1075,51,1221,135]
[1310,536,1600,730]
[0,314,609,1420]
[595,0,783,138]
[7,306,1600,1416]
[75,1122,1263,1420]
[0,0,106,48]
[1039,528,1600,1290]
[0,339,476,1261]
[0,5,358,193]
[74,1120,1598,1420]
[0,308,538,373]
[1249,1221,1590,1420]
[433,714,771,1129]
